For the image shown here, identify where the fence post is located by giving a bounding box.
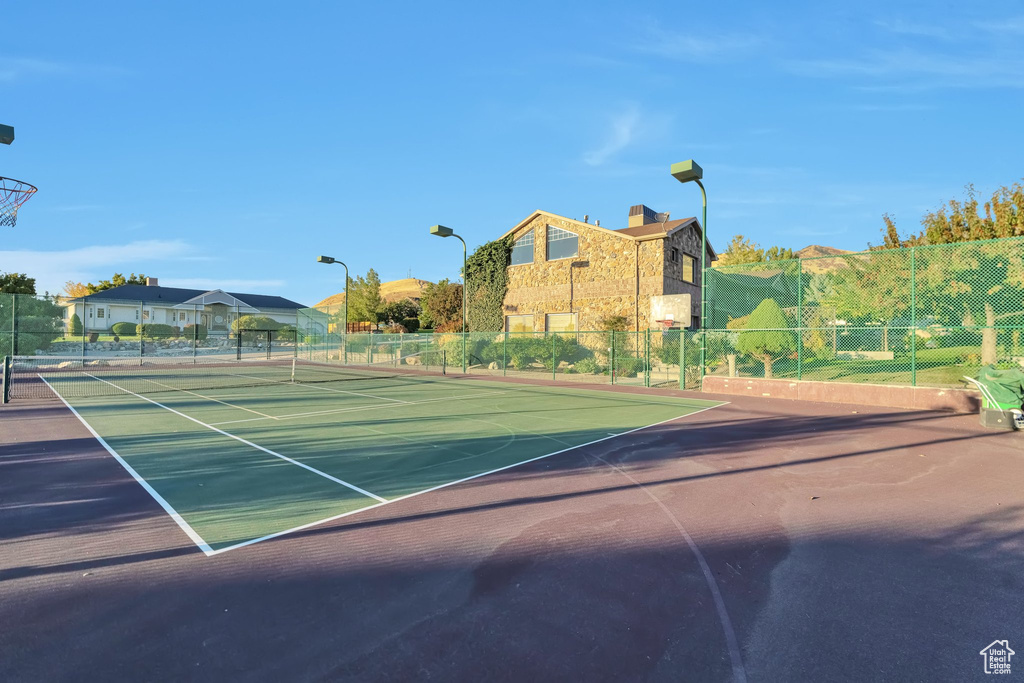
[610,332,616,385]
[82,297,87,362]
[552,333,556,381]
[679,330,685,390]
[910,247,917,386]
[797,260,803,381]
[10,294,17,357]
[644,329,651,388]
[139,301,144,364]
[503,334,507,377]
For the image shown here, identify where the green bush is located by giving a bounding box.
[69,312,83,336]
[614,355,646,378]
[111,322,137,336]
[401,317,421,333]
[182,323,208,341]
[232,315,282,333]
[141,323,176,339]
[573,357,603,375]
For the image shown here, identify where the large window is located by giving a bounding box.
[506,315,533,333]
[546,226,578,261]
[511,230,534,265]
[682,254,696,284]
[545,313,577,332]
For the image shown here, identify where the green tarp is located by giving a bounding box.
[976,366,1024,410]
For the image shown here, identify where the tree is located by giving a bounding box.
[348,269,384,324]
[716,235,763,266]
[878,181,1024,363]
[716,235,795,266]
[63,281,90,298]
[69,312,84,336]
[735,299,796,379]
[87,273,147,293]
[420,279,463,330]
[0,272,36,294]
[379,298,420,325]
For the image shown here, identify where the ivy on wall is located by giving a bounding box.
[465,235,512,332]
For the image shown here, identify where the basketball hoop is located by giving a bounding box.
[0,177,38,227]
[655,319,676,331]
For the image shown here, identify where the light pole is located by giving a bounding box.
[316,255,349,362]
[429,224,467,373]
[670,160,707,387]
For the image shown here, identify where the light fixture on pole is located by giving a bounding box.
[316,255,349,355]
[429,224,468,373]
[670,159,707,386]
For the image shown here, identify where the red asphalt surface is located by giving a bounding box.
[2,380,1022,682]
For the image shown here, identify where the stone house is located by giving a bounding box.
[501,205,717,332]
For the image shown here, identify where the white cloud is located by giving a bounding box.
[583,108,641,166]
[635,25,765,62]
[0,56,129,82]
[161,279,286,292]
[0,240,191,295]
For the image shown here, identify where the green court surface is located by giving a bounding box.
[47,372,722,554]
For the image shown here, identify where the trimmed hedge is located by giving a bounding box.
[182,323,208,341]
[111,322,137,336]
[141,323,177,339]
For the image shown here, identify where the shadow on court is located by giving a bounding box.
[1,391,1022,681]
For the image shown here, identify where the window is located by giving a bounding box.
[511,230,534,265]
[506,315,533,333]
[691,316,700,330]
[670,247,679,263]
[545,313,577,333]
[682,254,696,284]
[135,309,139,320]
[96,308,105,319]
[142,309,150,320]
[546,226,578,261]
[179,311,187,321]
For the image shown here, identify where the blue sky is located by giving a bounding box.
[3,1,1023,306]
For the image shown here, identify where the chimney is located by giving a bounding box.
[628,204,660,228]
[583,214,589,223]
[146,277,159,287]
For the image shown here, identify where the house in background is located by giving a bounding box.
[60,278,307,334]
[501,204,717,333]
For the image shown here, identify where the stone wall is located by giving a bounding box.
[661,226,705,323]
[503,215,665,331]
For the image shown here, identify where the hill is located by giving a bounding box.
[314,278,433,309]
[796,244,855,259]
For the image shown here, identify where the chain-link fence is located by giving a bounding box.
[1,293,304,362]
[704,236,1024,388]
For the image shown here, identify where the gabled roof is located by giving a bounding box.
[64,284,306,309]
[980,640,1016,655]
[500,209,716,258]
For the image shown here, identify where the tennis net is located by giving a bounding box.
[6,350,446,401]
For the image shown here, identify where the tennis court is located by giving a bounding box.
[10,354,723,554]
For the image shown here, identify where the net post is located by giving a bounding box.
[2,355,10,404]
[266,331,272,360]
[503,333,507,377]
[442,349,447,375]
[192,304,198,364]
[237,331,242,361]
[294,310,299,359]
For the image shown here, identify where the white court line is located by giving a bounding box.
[138,377,279,420]
[205,402,728,555]
[208,389,513,426]
[39,375,217,557]
[83,373,387,503]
